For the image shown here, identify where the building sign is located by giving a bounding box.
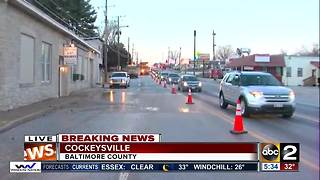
[243,66,254,70]
[255,55,270,62]
[64,47,78,65]
[199,53,210,62]
[180,58,190,65]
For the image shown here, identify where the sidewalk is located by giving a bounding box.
[0,88,103,133]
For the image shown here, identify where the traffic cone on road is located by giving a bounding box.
[186,89,194,104]
[163,81,167,88]
[171,84,176,94]
[230,99,247,134]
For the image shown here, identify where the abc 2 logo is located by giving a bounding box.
[260,143,299,163]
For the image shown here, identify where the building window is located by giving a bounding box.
[72,56,84,81]
[41,42,51,82]
[297,68,303,77]
[19,34,35,84]
[286,67,292,77]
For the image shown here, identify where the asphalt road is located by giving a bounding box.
[0,76,318,180]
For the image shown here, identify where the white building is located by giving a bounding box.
[0,0,101,111]
[282,56,320,86]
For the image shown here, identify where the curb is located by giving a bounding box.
[0,99,77,134]
[0,108,52,134]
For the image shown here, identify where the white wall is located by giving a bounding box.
[282,56,319,86]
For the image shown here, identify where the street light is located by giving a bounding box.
[193,30,196,75]
[117,16,129,70]
[212,29,216,61]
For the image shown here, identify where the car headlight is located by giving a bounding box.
[198,82,202,87]
[250,91,263,98]
[289,90,295,100]
[169,78,172,82]
[161,76,163,79]
[183,82,188,86]
[121,79,126,83]
[110,80,113,84]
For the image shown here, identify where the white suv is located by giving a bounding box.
[109,72,130,88]
[219,71,295,118]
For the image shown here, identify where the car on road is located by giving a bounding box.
[159,72,169,81]
[109,71,130,88]
[166,73,180,84]
[219,71,295,118]
[178,75,202,92]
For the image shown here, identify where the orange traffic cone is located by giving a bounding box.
[230,99,247,134]
[163,81,167,88]
[171,84,176,94]
[186,88,194,104]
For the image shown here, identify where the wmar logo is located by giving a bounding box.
[10,162,41,173]
[15,163,36,169]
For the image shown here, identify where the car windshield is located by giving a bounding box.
[161,73,169,76]
[112,73,126,77]
[241,74,281,86]
[169,74,179,78]
[183,76,198,81]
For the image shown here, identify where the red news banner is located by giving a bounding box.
[24,134,257,162]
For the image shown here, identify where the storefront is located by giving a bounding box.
[226,54,285,81]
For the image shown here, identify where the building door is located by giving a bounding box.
[90,59,94,87]
[59,56,69,96]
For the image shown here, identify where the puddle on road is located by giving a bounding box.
[145,107,159,112]
[179,107,190,113]
[105,90,127,104]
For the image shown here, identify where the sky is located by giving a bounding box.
[91,0,319,64]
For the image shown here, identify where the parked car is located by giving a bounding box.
[109,72,130,88]
[219,71,295,118]
[178,75,202,92]
[166,73,180,84]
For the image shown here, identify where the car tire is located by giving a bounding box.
[219,93,228,109]
[198,89,202,92]
[282,112,294,118]
[240,98,250,117]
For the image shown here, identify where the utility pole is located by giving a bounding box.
[167,47,170,65]
[103,0,108,86]
[212,29,216,61]
[117,16,120,70]
[193,30,196,75]
[132,43,134,65]
[127,37,130,65]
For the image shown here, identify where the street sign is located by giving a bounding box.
[64,47,78,65]
[199,53,210,61]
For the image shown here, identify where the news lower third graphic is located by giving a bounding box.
[260,143,300,171]
[9,134,300,173]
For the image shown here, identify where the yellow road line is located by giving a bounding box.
[294,114,319,123]
[201,103,320,172]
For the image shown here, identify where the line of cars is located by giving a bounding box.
[150,69,202,92]
[151,69,296,118]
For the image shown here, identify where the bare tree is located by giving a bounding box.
[295,44,319,56]
[102,20,118,44]
[216,45,234,62]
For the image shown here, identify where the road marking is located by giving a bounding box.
[119,172,129,180]
[200,101,320,172]
[294,114,319,123]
